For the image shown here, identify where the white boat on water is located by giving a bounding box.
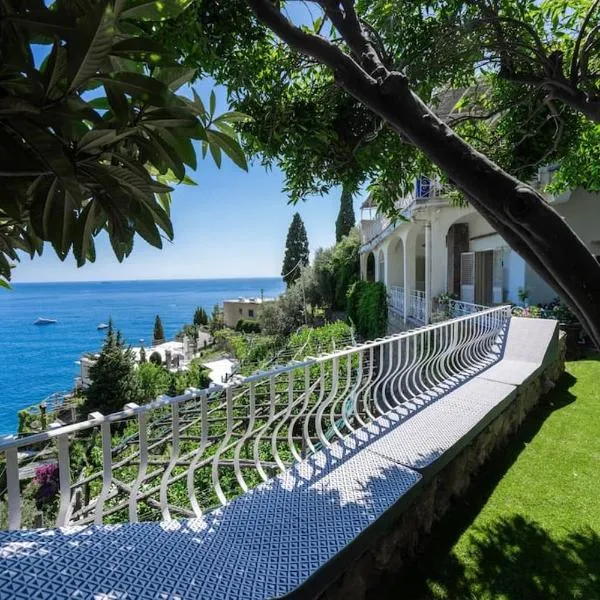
[97,323,109,330]
[34,317,57,325]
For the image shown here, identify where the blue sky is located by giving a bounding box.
[15,3,365,283]
[14,128,364,282]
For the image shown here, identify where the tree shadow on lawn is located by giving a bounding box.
[374,370,599,599]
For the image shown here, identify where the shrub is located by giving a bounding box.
[149,351,162,366]
[34,463,59,504]
[136,362,170,401]
[235,318,261,333]
[84,326,140,414]
[193,307,209,326]
[347,280,388,340]
[289,321,353,355]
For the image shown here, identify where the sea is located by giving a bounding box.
[0,278,285,435]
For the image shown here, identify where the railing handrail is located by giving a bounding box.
[0,305,511,453]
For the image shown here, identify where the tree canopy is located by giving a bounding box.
[85,322,139,414]
[155,0,598,210]
[281,212,309,286]
[0,0,248,286]
[155,0,600,347]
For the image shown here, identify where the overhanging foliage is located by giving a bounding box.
[0,0,249,285]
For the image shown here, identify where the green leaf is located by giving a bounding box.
[44,41,68,100]
[214,111,251,124]
[151,127,197,169]
[0,278,11,289]
[68,2,117,92]
[144,128,186,179]
[121,0,193,21]
[192,89,206,115]
[209,89,216,117]
[77,129,118,153]
[206,129,247,170]
[110,38,171,64]
[105,83,130,123]
[6,121,74,178]
[155,66,196,91]
[209,142,221,168]
[73,201,104,266]
[88,97,111,110]
[29,178,76,258]
[95,72,170,106]
[7,9,74,37]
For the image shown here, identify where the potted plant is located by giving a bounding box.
[552,303,582,359]
[435,292,458,319]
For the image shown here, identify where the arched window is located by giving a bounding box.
[366,253,375,282]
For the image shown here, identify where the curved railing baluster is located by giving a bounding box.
[188,390,209,515]
[128,407,148,523]
[93,417,112,525]
[55,432,71,527]
[0,305,512,531]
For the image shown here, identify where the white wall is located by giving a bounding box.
[555,189,600,252]
[525,264,557,305]
[506,250,526,304]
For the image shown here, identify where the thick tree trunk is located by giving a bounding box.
[248,1,600,347]
[336,71,600,345]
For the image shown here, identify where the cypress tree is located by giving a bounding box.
[153,315,165,344]
[281,212,309,286]
[193,306,208,326]
[335,187,355,242]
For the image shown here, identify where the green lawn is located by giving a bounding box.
[387,358,600,600]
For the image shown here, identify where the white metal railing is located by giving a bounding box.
[446,299,489,318]
[408,289,427,323]
[0,306,511,531]
[389,285,405,315]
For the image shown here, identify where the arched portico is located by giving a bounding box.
[377,250,385,283]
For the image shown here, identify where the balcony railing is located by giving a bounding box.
[389,285,405,315]
[408,289,427,323]
[360,178,453,250]
[0,306,511,531]
[444,299,489,318]
[389,286,426,323]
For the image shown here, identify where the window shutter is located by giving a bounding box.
[460,252,475,303]
[492,248,504,304]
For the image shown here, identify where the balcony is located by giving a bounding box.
[0,308,564,599]
[360,177,453,252]
[389,286,490,325]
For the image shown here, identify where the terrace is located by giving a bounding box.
[0,307,564,598]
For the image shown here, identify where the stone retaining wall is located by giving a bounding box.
[318,335,566,600]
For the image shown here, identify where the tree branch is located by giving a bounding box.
[319,0,385,77]
[247,0,373,85]
[570,0,600,84]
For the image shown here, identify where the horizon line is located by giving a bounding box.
[11,275,284,285]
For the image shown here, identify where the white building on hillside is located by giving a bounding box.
[359,170,600,326]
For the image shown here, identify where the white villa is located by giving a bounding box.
[75,331,213,389]
[359,169,600,326]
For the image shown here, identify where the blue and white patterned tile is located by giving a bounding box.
[0,443,421,600]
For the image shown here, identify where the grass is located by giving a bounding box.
[380,358,600,600]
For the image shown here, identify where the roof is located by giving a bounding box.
[224,297,276,304]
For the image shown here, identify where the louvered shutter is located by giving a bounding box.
[460,252,475,303]
[492,248,504,304]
